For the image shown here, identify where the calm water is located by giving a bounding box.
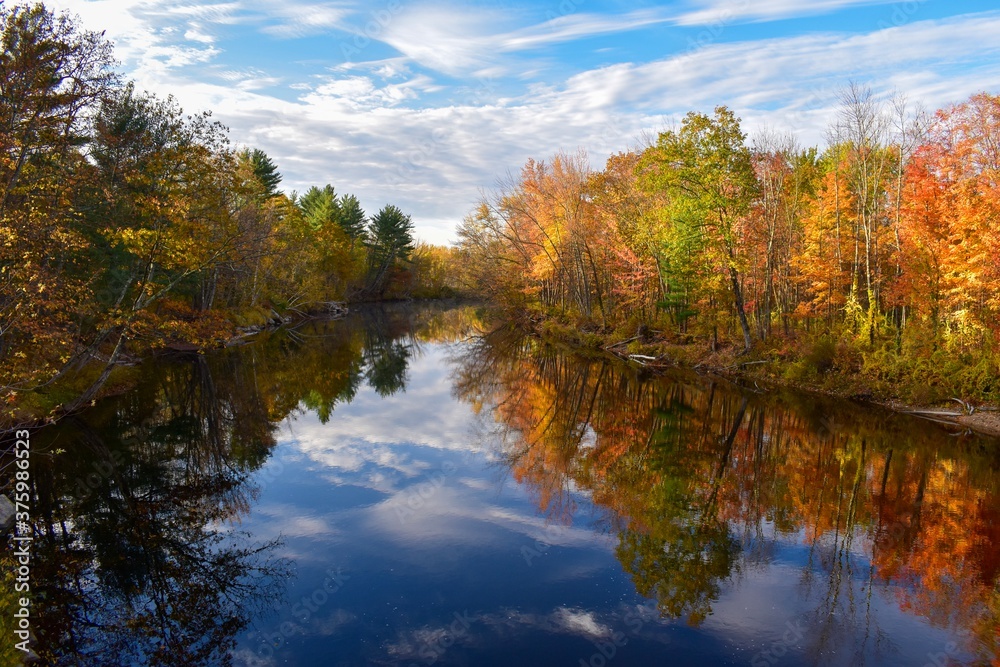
[18,303,1000,666]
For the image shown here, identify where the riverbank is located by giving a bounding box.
[526,316,1000,438]
[3,298,483,433]
[2,302,351,433]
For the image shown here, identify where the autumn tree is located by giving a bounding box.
[794,150,853,327]
[457,152,622,323]
[456,201,534,308]
[588,151,662,322]
[897,92,1000,345]
[0,3,116,392]
[410,243,466,299]
[639,107,759,352]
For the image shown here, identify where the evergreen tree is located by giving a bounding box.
[243,148,281,198]
[338,193,368,242]
[298,184,339,230]
[368,204,414,263]
[365,204,414,295]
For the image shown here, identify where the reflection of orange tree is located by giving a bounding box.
[491,345,593,523]
[451,328,1000,660]
[869,456,1000,661]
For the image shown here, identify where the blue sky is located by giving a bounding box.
[43,0,1000,243]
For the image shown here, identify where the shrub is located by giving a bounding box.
[804,336,836,374]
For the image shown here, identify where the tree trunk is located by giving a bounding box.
[729,265,753,354]
[63,329,127,414]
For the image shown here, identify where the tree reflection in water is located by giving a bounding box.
[30,354,289,666]
[449,324,1000,664]
[22,304,999,665]
[24,302,485,666]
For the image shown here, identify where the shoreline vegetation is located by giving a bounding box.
[3,3,1000,437]
[0,4,466,430]
[454,96,1000,437]
[519,315,1000,438]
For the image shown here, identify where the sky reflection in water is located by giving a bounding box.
[237,342,655,667]
[25,304,999,666]
[227,307,992,667]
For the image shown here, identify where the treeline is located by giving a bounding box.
[0,4,462,421]
[457,87,1000,402]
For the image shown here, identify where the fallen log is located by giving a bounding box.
[904,409,963,418]
[719,359,770,370]
[604,335,641,350]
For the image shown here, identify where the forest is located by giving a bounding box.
[456,91,1000,405]
[3,1,1000,429]
[0,4,462,426]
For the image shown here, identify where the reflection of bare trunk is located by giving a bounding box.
[844,439,866,539]
[193,354,225,474]
[880,449,893,496]
[706,396,748,511]
[912,462,928,535]
[815,437,868,644]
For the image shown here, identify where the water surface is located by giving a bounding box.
[22,303,1000,666]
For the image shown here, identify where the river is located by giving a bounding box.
[19,302,1000,666]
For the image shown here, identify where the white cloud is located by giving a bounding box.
[673,0,895,26]
[241,501,343,546]
[377,6,678,77]
[378,3,512,76]
[299,72,437,109]
[165,2,242,22]
[217,68,283,90]
[31,3,1000,245]
[258,2,351,38]
[551,607,611,638]
[501,9,675,51]
[183,26,216,44]
[381,605,624,663]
